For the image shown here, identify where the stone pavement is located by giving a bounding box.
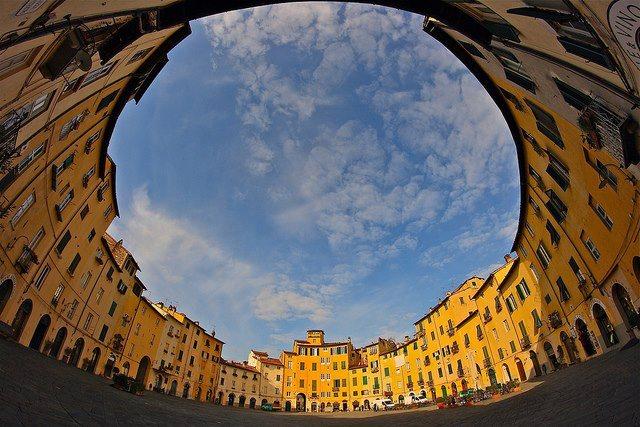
[0,338,638,426]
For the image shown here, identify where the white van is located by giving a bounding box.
[372,398,395,410]
[413,395,429,404]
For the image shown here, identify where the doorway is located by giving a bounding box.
[28,314,51,351]
[88,347,101,373]
[515,358,526,381]
[296,393,306,411]
[49,327,67,359]
[560,332,578,364]
[612,284,638,333]
[228,393,235,406]
[135,356,151,384]
[0,279,14,317]
[529,350,542,376]
[12,299,32,341]
[575,318,596,356]
[593,303,619,347]
[544,341,559,370]
[169,380,178,395]
[69,338,84,367]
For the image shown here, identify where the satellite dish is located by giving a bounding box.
[75,50,92,71]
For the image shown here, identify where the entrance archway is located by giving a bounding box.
[342,400,348,411]
[296,393,306,411]
[182,382,190,398]
[593,303,619,347]
[49,327,67,359]
[217,391,223,404]
[451,382,458,397]
[502,364,512,382]
[28,314,51,351]
[461,379,468,391]
[515,358,526,381]
[363,399,370,410]
[0,279,14,317]
[529,351,542,376]
[228,393,235,406]
[611,283,638,339]
[69,338,84,367]
[11,299,32,341]
[560,332,578,364]
[103,354,116,377]
[575,318,596,356]
[285,400,291,411]
[88,347,101,373]
[487,368,497,386]
[250,397,256,409]
[206,389,212,401]
[239,395,246,407]
[169,380,178,396]
[543,341,559,370]
[311,402,317,412]
[440,385,447,398]
[135,356,151,385]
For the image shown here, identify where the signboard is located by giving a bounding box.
[608,0,640,70]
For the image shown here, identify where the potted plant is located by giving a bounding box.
[436,397,446,409]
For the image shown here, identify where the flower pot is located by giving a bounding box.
[437,403,446,409]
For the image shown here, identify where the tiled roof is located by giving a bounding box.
[102,233,137,271]
[221,359,260,374]
[260,357,283,366]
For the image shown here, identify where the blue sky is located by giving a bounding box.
[109,4,519,360]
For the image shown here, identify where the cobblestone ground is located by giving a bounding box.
[0,338,638,426]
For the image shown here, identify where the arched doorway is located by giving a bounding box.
[575,318,596,356]
[69,338,84,367]
[249,397,256,409]
[49,327,67,359]
[515,358,526,381]
[461,379,468,391]
[12,299,32,341]
[332,402,339,412]
[352,400,359,410]
[28,314,51,351]
[135,356,151,384]
[529,350,542,376]
[169,380,178,396]
[487,368,497,386]
[363,399,370,410]
[451,382,458,396]
[430,388,436,401]
[543,342,559,370]
[296,393,306,411]
[593,303,619,347]
[88,347,101,373]
[195,387,202,400]
[285,400,291,411]
[502,364,512,382]
[239,395,246,407]
[182,382,190,398]
[311,402,317,412]
[103,354,116,378]
[0,279,14,317]
[228,393,236,406]
[440,385,447,398]
[206,389,212,401]
[420,389,427,398]
[342,400,348,411]
[560,332,578,364]
[217,391,223,404]
[261,398,268,407]
[122,362,130,376]
[612,284,639,333]
[320,402,326,412]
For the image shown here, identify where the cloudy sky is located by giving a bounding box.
[109,4,520,360]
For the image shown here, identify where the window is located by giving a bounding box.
[554,77,591,111]
[596,160,617,189]
[528,195,541,214]
[81,62,115,87]
[67,299,78,319]
[51,283,64,306]
[546,220,561,247]
[532,309,543,329]
[299,362,305,370]
[79,204,90,220]
[83,313,94,330]
[545,189,567,223]
[59,111,87,141]
[589,195,613,230]
[87,228,96,242]
[536,243,552,269]
[85,131,100,153]
[82,166,95,188]
[128,47,153,64]
[546,153,570,190]
[384,367,390,377]
[55,189,74,220]
[502,320,510,332]
[530,263,540,282]
[67,253,81,275]
[80,271,92,289]
[96,90,119,112]
[557,277,571,301]
[52,153,75,190]
[582,233,601,261]
[117,280,127,294]
[108,301,117,316]
[525,100,563,148]
[103,205,113,218]
[505,294,517,313]
[0,46,40,79]
[516,280,531,302]
[546,16,613,69]
[569,257,587,284]
[10,192,35,228]
[458,40,485,59]
[96,287,104,303]
[99,325,109,342]
[492,47,536,93]
[34,264,50,290]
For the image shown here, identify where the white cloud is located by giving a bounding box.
[246,136,275,175]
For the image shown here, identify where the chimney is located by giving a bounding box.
[504,253,512,263]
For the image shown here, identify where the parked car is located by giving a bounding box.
[413,395,429,404]
[261,403,274,411]
[372,398,395,410]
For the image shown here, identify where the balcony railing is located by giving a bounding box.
[578,279,592,299]
[483,358,492,369]
[332,387,340,392]
[578,96,627,165]
[417,379,424,386]
[520,335,531,350]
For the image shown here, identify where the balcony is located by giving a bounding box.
[417,379,424,387]
[426,380,434,387]
[420,343,428,351]
[15,245,37,274]
[371,367,379,373]
[483,358,492,369]
[578,96,627,164]
[578,279,592,299]
[483,312,492,323]
[372,388,380,395]
[332,387,340,392]
[520,335,531,350]
[549,311,563,329]
[242,374,248,379]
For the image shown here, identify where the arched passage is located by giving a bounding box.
[11,299,32,341]
[88,347,101,373]
[49,327,67,359]
[28,314,51,351]
[69,338,85,367]
[295,393,306,411]
[560,331,578,364]
[529,351,542,377]
[182,382,190,398]
[228,393,236,406]
[515,358,526,381]
[249,397,256,409]
[593,303,619,347]
[544,341,559,370]
[136,356,151,385]
[169,380,178,396]
[238,395,246,407]
[0,279,14,318]
[575,319,596,357]
[284,400,291,411]
[611,283,639,339]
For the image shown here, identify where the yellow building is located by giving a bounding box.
[248,350,284,408]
